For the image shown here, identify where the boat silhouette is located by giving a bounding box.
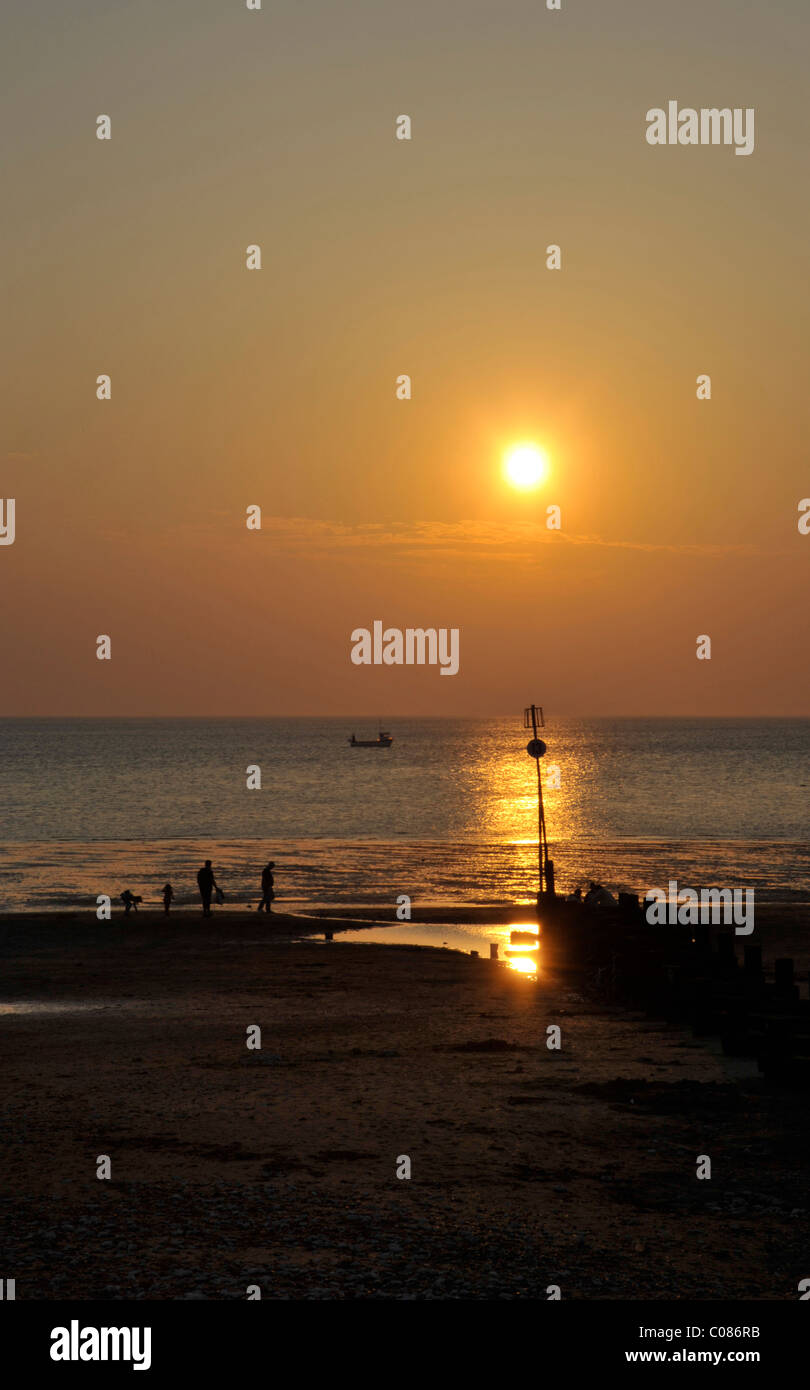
[348,729,393,748]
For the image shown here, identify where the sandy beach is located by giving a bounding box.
[2,906,808,1300]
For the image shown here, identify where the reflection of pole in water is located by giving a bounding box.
[524,704,554,903]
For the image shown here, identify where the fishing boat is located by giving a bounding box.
[348,729,393,748]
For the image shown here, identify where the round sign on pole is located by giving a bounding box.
[526,739,546,758]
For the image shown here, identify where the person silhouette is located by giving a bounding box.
[197,860,217,917]
[258,861,276,914]
[162,883,174,916]
[120,890,142,915]
[584,881,616,907]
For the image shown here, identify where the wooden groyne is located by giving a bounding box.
[539,897,810,1087]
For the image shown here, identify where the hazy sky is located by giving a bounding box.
[2,0,808,715]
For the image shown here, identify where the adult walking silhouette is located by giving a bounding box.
[197,860,218,917]
[258,861,275,914]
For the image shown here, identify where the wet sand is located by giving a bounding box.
[1,908,808,1300]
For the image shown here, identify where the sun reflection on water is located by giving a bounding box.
[470,728,592,903]
[502,924,541,978]
[505,952,538,976]
[317,919,542,977]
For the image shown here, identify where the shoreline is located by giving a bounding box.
[2,832,807,922]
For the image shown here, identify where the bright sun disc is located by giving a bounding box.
[503,443,549,490]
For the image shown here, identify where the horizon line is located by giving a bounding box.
[1,713,809,722]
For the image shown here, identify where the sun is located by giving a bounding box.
[503,443,549,490]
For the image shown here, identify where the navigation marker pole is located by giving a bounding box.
[524,704,554,906]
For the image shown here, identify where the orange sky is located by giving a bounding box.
[1,0,808,714]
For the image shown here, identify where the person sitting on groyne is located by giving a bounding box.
[584,881,616,907]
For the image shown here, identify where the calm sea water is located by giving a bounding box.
[0,718,808,910]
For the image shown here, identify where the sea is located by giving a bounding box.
[0,717,808,912]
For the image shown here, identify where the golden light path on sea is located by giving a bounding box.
[471,735,590,905]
